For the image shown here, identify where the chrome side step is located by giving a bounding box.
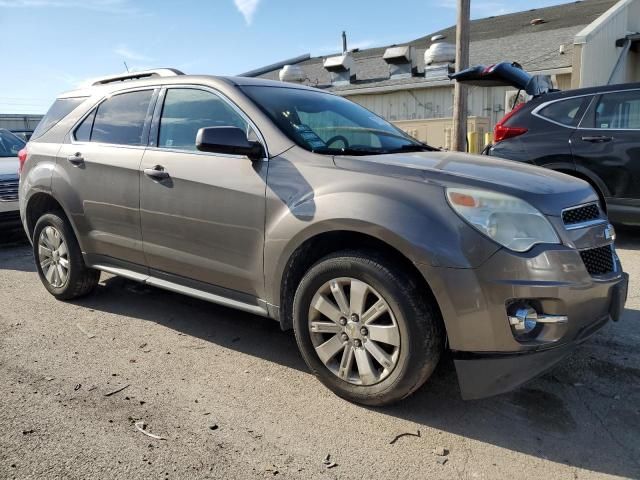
[93,264,269,317]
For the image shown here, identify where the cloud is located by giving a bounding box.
[234,0,260,25]
[114,45,152,62]
[0,0,141,14]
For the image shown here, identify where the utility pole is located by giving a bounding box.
[452,0,470,152]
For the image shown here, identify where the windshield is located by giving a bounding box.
[241,85,435,155]
[0,129,26,158]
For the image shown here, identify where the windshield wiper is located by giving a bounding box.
[387,143,439,153]
[312,146,387,156]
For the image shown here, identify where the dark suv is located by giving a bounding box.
[451,62,640,225]
[19,69,628,405]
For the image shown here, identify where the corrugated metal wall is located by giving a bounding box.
[575,0,640,86]
[0,114,43,130]
[347,84,512,128]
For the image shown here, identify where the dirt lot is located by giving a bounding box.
[0,228,639,480]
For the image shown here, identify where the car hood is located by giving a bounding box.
[0,156,19,177]
[333,151,598,216]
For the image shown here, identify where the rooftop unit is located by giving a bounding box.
[383,46,419,79]
[323,53,355,86]
[279,64,306,83]
[382,45,418,78]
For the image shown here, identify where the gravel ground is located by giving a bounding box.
[0,228,639,480]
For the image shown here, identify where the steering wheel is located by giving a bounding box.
[325,135,350,149]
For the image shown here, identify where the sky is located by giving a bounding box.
[0,0,579,115]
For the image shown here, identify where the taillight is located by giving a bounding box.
[18,148,27,175]
[494,103,527,143]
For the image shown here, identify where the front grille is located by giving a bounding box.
[562,203,600,225]
[0,178,19,202]
[580,245,614,276]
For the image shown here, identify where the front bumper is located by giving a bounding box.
[417,243,628,399]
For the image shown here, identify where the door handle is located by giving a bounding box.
[581,135,613,143]
[67,152,84,165]
[144,165,169,180]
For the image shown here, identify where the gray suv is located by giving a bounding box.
[19,69,628,405]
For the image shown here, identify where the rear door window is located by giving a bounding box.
[592,90,640,129]
[91,90,154,146]
[32,97,87,140]
[538,97,586,127]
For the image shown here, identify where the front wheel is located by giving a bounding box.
[293,251,443,406]
[33,212,100,300]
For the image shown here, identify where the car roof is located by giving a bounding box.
[57,73,323,99]
[537,81,640,102]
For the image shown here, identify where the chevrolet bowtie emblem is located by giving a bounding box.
[604,224,616,241]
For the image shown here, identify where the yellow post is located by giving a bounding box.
[484,132,493,147]
[467,131,479,153]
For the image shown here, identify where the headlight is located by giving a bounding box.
[446,188,560,252]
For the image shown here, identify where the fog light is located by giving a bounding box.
[508,306,568,335]
[509,307,539,334]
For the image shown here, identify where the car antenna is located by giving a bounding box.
[123,61,130,73]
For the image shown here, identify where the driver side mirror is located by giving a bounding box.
[196,127,265,161]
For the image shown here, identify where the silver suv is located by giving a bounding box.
[19,69,628,405]
[0,128,24,228]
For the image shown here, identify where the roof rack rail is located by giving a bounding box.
[91,68,185,86]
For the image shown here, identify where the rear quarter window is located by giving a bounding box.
[537,97,586,127]
[32,97,87,140]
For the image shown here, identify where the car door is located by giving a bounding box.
[139,86,268,298]
[571,89,640,220]
[56,88,157,267]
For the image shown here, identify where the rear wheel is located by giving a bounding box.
[33,213,100,300]
[293,250,443,406]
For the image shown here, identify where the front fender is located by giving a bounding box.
[263,157,499,306]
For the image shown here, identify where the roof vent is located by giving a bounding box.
[530,18,546,25]
[424,63,454,81]
[383,46,418,79]
[279,64,306,83]
[323,53,355,86]
[425,42,455,65]
[431,34,446,42]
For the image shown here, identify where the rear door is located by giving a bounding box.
[139,86,268,297]
[570,88,640,220]
[55,88,157,267]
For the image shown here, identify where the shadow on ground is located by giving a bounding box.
[62,273,640,479]
[0,229,33,273]
[1,229,638,477]
[0,228,28,247]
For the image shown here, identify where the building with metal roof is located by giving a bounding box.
[244,0,638,150]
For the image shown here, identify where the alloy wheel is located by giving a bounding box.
[308,277,401,385]
[38,226,69,288]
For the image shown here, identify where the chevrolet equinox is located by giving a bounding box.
[19,69,628,405]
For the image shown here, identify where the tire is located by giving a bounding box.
[293,250,443,406]
[33,212,100,300]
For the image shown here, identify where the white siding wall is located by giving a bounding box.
[575,0,640,87]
